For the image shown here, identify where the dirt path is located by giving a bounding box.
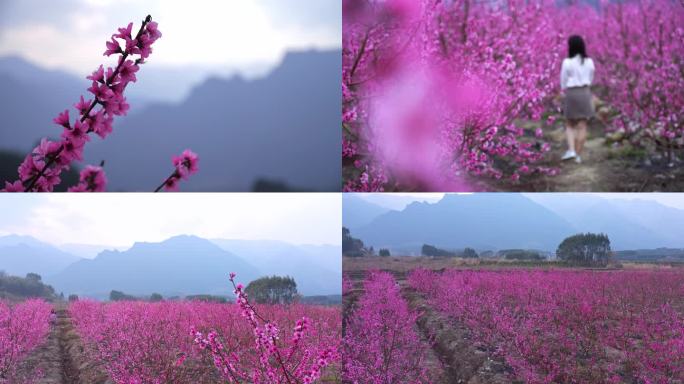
[535,126,606,192]
[344,271,449,382]
[54,307,84,384]
[344,270,510,383]
[484,118,684,192]
[19,304,110,384]
[399,282,511,384]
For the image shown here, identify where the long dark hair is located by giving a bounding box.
[568,35,588,64]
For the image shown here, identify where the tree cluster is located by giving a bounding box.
[245,275,299,305]
[109,290,139,301]
[185,294,228,303]
[343,227,372,257]
[0,272,56,299]
[421,244,456,257]
[422,244,478,258]
[556,233,612,267]
[462,247,479,259]
[501,249,545,261]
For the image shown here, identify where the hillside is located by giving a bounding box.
[350,194,684,252]
[0,50,341,191]
[46,235,260,299]
[354,194,575,251]
[84,50,341,191]
[0,235,82,276]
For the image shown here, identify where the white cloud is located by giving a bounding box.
[1,193,341,247]
[0,22,114,71]
[80,0,133,7]
[69,10,108,33]
[0,0,340,75]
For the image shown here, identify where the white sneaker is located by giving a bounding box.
[575,155,582,164]
[561,150,577,160]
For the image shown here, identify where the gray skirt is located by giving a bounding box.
[564,86,594,120]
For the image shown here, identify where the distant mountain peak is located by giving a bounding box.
[0,55,83,84]
[0,233,39,242]
[355,194,575,251]
[47,234,260,298]
[2,48,341,191]
[404,200,433,210]
[166,234,205,241]
[0,235,81,277]
[279,49,338,63]
[129,234,216,251]
[0,234,50,249]
[342,195,391,230]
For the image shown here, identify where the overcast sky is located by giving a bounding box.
[357,193,684,211]
[589,193,684,210]
[0,0,341,75]
[0,193,341,247]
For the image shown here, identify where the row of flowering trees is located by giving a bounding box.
[591,1,684,162]
[70,274,340,383]
[190,273,339,383]
[343,271,433,383]
[408,268,684,383]
[0,299,52,383]
[2,16,198,192]
[343,0,684,191]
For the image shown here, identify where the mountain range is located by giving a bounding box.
[0,235,81,276]
[345,194,684,252]
[0,50,341,191]
[526,194,684,248]
[342,195,391,229]
[0,234,341,299]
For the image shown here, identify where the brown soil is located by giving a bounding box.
[18,304,111,384]
[402,286,511,384]
[485,118,684,192]
[343,270,448,383]
[344,257,482,274]
[343,256,574,274]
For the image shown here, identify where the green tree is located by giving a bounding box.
[421,244,456,257]
[26,273,42,282]
[185,294,227,303]
[502,249,544,260]
[150,293,164,302]
[245,275,299,305]
[109,290,137,301]
[379,248,391,257]
[557,233,612,266]
[343,227,367,257]
[462,247,479,258]
[0,272,56,299]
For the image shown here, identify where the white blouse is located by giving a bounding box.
[560,55,595,89]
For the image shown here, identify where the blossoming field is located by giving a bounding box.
[1,276,341,383]
[343,272,435,383]
[343,267,684,383]
[0,300,52,383]
[70,300,341,383]
[342,0,684,192]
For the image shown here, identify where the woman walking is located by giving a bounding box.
[560,35,595,164]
